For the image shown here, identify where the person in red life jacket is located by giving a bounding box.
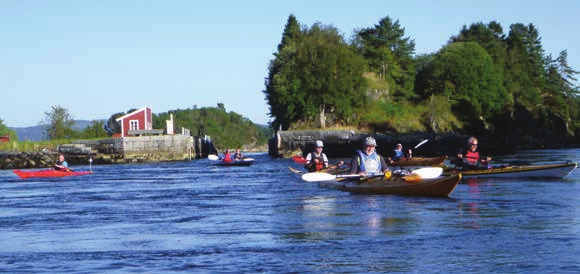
[457,137,492,170]
[304,140,329,172]
[222,149,234,163]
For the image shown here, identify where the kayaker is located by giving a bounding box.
[388,143,412,163]
[349,137,390,176]
[234,148,244,160]
[54,154,69,172]
[304,140,329,172]
[222,149,234,163]
[456,137,492,170]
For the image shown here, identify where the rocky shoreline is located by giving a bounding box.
[269,130,580,159]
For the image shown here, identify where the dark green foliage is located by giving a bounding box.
[104,112,124,135]
[154,106,272,149]
[355,16,417,100]
[264,16,367,129]
[423,42,509,123]
[43,105,76,140]
[78,120,109,139]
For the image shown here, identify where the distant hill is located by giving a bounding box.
[10,120,94,141]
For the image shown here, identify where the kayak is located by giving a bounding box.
[209,158,254,166]
[390,156,447,167]
[443,161,577,179]
[13,169,92,179]
[317,174,461,197]
[289,166,461,197]
[208,154,254,166]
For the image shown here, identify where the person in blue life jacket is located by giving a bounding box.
[388,143,412,164]
[349,137,390,176]
[54,154,69,171]
[305,140,329,172]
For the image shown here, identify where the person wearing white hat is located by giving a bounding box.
[304,140,329,172]
[349,136,389,176]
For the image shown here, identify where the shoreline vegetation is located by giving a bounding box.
[2,14,579,156]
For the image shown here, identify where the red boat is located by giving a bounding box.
[13,169,93,179]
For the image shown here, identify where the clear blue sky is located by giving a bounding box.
[1,0,578,127]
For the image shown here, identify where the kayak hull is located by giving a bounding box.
[13,169,92,179]
[390,156,447,167]
[209,158,254,166]
[443,162,577,179]
[289,166,460,197]
[319,174,461,197]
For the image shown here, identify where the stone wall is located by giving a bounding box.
[269,130,449,158]
[120,135,194,163]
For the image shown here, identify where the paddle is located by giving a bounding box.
[414,139,428,149]
[208,154,219,161]
[292,155,308,164]
[301,167,443,182]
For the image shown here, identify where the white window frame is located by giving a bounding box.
[129,120,139,131]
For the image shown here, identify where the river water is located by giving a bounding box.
[0,149,579,273]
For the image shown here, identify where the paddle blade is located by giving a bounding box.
[412,167,443,178]
[301,172,336,182]
[292,155,308,164]
[208,154,219,160]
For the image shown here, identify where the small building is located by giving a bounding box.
[115,107,154,138]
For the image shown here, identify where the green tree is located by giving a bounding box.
[79,120,109,139]
[505,23,544,108]
[43,105,75,140]
[0,118,17,141]
[104,112,125,135]
[450,21,508,86]
[265,19,367,129]
[355,16,417,100]
[264,14,304,130]
[424,42,508,125]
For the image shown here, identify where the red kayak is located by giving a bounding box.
[13,169,93,179]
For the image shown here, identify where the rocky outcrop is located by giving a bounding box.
[0,152,58,169]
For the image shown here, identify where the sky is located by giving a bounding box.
[1,0,578,128]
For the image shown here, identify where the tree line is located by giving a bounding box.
[0,104,272,150]
[264,15,580,147]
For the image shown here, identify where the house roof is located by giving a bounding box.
[115,107,150,121]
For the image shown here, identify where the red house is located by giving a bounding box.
[115,107,154,138]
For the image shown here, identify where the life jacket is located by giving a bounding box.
[392,149,404,161]
[54,160,68,171]
[307,152,327,172]
[223,153,233,163]
[463,150,480,166]
[356,149,382,175]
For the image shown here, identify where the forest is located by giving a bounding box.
[264,15,580,150]
[2,14,579,151]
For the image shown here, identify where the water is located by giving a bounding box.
[0,149,579,273]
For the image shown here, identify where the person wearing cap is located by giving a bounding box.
[349,136,389,176]
[388,143,412,164]
[304,140,329,172]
